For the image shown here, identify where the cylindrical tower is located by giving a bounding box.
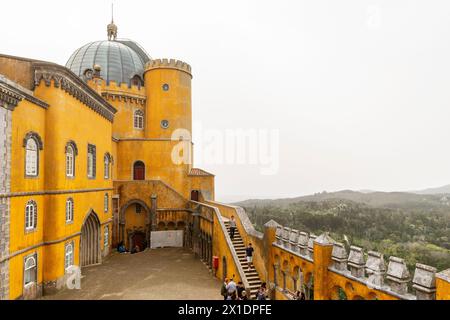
[144,59,193,140]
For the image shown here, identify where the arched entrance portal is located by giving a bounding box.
[119,200,151,250]
[80,211,101,267]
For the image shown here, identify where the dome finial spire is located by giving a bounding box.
[107,1,118,41]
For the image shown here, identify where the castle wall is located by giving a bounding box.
[0,105,12,300]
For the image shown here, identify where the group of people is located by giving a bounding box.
[117,241,142,255]
[221,278,268,300]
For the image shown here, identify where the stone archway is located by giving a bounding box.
[119,199,151,249]
[80,210,101,267]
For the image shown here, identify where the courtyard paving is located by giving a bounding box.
[42,248,222,300]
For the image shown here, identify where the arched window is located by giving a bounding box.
[65,242,74,270]
[25,200,37,231]
[66,145,74,177]
[133,161,145,181]
[24,255,37,285]
[134,110,144,129]
[104,193,109,213]
[104,226,109,247]
[23,132,43,177]
[104,153,111,179]
[25,138,38,177]
[66,198,74,223]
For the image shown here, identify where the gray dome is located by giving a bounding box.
[66,39,151,85]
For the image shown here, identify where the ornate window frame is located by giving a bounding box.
[64,241,74,271]
[87,144,96,179]
[65,141,78,178]
[104,226,109,247]
[104,193,109,213]
[23,132,43,178]
[25,200,37,233]
[104,153,112,180]
[23,253,37,287]
[134,109,144,130]
[65,198,74,224]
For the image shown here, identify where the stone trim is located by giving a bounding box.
[0,232,82,264]
[23,131,44,150]
[0,187,114,199]
[0,77,48,110]
[33,62,117,122]
[102,92,146,106]
[0,107,11,300]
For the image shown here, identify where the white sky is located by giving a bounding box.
[2,0,450,202]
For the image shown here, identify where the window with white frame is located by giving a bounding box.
[66,198,74,223]
[134,110,144,129]
[104,226,109,247]
[25,200,37,231]
[25,138,38,177]
[104,193,109,213]
[104,154,111,179]
[87,144,96,178]
[65,242,74,270]
[66,145,75,177]
[24,255,37,286]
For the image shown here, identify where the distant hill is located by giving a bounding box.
[234,189,450,211]
[411,184,450,195]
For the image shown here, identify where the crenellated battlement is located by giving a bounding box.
[272,222,448,300]
[145,58,192,76]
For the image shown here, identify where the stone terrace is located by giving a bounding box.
[42,248,222,300]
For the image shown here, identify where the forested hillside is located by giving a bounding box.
[235,191,450,272]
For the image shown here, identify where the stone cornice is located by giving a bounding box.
[101,92,146,106]
[0,79,48,110]
[32,62,117,122]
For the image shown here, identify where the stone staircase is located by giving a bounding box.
[224,220,262,299]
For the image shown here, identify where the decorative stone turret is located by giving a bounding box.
[145,59,192,77]
[307,234,316,260]
[412,264,437,300]
[282,227,291,248]
[331,242,348,271]
[298,232,309,256]
[386,256,410,295]
[289,229,299,252]
[366,251,386,288]
[348,246,365,278]
[275,226,283,246]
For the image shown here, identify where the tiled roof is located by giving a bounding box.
[189,168,215,177]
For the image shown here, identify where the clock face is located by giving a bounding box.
[162,84,170,91]
[161,120,170,129]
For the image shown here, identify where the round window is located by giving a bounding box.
[161,120,170,129]
[162,84,170,91]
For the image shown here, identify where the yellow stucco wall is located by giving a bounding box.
[144,66,192,140]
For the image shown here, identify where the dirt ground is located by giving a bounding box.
[42,248,222,300]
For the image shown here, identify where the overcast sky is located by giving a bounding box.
[2,0,450,201]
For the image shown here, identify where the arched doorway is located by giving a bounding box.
[80,211,101,267]
[119,200,151,249]
[133,161,145,180]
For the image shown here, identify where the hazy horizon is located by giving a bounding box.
[2,0,450,201]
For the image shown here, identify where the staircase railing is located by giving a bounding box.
[190,201,251,294]
[204,201,267,283]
